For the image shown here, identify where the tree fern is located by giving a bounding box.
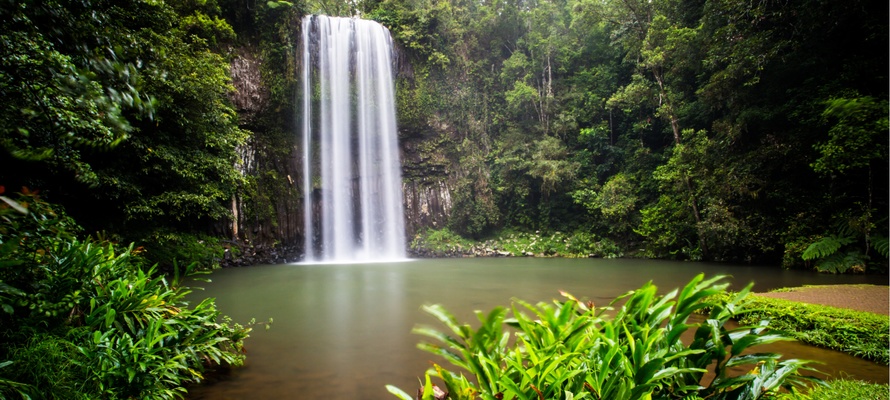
[801,235,854,260]
[815,251,866,273]
[871,235,889,259]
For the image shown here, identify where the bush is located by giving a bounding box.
[490,230,623,258]
[388,274,821,400]
[0,192,253,399]
[564,231,623,258]
[410,227,627,259]
[3,333,94,399]
[411,228,476,257]
[140,230,228,272]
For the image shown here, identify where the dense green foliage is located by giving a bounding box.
[800,222,889,274]
[2,0,886,270]
[369,0,888,269]
[412,227,622,258]
[0,0,884,395]
[0,192,254,399]
[411,228,477,257]
[721,290,890,365]
[0,2,274,393]
[0,0,250,268]
[388,274,821,399]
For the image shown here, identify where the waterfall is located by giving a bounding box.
[301,15,407,263]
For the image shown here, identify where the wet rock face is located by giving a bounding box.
[402,179,451,238]
[229,49,269,125]
[225,44,304,259]
[399,111,459,238]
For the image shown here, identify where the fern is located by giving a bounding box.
[802,235,854,260]
[834,219,859,239]
[815,251,867,273]
[871,235,889,259]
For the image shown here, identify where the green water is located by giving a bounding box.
[186,258,888,399]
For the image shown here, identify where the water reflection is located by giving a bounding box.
[186,258,888,399]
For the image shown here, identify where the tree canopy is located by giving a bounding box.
[1,0,886,271]
[1,0,249,264]
[370,0,888,269]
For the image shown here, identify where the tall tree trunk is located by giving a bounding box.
[653,69,709,257]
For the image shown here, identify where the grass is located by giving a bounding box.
[779,379,889,400]
[714,290,889,365]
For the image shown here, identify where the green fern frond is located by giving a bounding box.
[833,219,859,239]
[871,236,889,259]
[815,251,866,273]
[814,253,845,273]
[801,235,854,260]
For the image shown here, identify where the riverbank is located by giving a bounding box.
[753,284,889,315]
[736,284,890,365]
[758,285,890,400]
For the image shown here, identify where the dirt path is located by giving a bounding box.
[754,284,889,315]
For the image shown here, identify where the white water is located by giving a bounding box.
[301,15,407,263]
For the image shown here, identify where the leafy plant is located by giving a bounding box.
[801,219,889,273]
[411,228,476,257]
[564,231,623,258]
[801,235,856,260]
[140,230,228,272]
[0,359,33,400]
[0,192,255,399]
[389,274,821,399]
[3,333,93,399]
[485,230,623,258]
[0,190,81,321]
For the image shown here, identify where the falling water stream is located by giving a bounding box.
[302,15,406,263]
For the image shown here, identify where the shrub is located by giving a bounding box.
[493,230,560,256]
[411,228,476,257]
[564,231,623,258]
[3,333,94,399]
[141,230,228,272]
[410,228,626,259]
[1,239,252,399]
[0,191,253,399]
[493,230,623,258]
[388,274,821,400]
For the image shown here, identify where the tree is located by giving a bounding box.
[0,0,155,187]
[801,95,890,272]
[369,0,888,268]
[0,0,249,266]
[582,0,710,257]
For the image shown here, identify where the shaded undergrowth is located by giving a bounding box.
[0,191,257,399]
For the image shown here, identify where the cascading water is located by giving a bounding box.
[301,15,407,263]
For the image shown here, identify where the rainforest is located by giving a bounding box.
[2,0,887,269]
[0,0,887,398]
